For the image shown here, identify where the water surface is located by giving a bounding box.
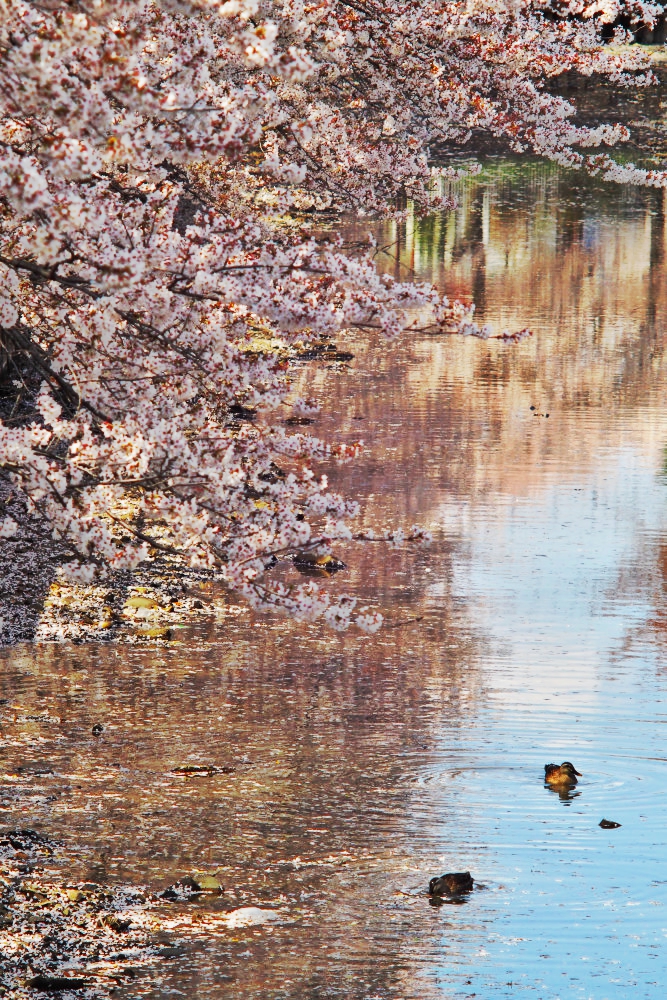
[3,161,667,998]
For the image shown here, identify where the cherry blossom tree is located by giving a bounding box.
[0,0,664,631]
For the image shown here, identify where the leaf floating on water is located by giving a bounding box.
[599,819,622,829]
[137,626,172,639]
[125,596,159,609]
[192,875,222,892]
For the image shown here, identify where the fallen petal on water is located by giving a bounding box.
[222,907,281,928]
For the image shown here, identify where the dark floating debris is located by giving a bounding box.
[384,615,424,630]
[29,975,87,992]
[170,764,235,775]
[160,873,222,900]
[544,762,581,785]
[0,829,55,855]
[258,463,286,483]
[599,819,622,829]
[101,913,132,932]
[91,723,104,736]
[294,342,355,363]
[228,402,257,421]
[285,416,315,426]
[160,875,202,901]
[428,871,474,896]
[293,551,346,575]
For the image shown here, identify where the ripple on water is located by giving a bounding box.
[5,144,667,997]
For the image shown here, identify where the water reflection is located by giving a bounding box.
[3,158,667,997]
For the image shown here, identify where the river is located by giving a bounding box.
[2,147,667,997]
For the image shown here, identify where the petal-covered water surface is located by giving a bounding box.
[3,159,667,998]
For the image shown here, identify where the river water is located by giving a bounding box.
[3,157,667,998]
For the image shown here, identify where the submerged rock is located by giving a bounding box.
[0,829,55,856]
[193,875,222,893]
[29,975,86,992]
[161,873,222,898]
[101,913,132,932]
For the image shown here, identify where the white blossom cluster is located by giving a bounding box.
[0,0,663,629]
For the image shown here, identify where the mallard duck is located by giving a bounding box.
[544,761,581,785]
[428,872,474,896]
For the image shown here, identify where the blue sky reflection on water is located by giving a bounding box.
[423,460,667,997]
[395,168,667,997]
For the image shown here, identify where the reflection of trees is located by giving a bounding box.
[340,162,667,507]
[0,610,484,999]
[609,532,667,670]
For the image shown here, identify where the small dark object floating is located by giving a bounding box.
[599,819,621,829]
[160,875,201,900]
[228,402,256,421]
[91,723,103,736]
[171,764,234,775]
[429,871,474,896]
[295,343,354,363]
[285,416,315,426]
[293,551,346,575]
[258,463,286,483]
[29,976,86,991]
[2,829,54,853]
[102,913,131,932]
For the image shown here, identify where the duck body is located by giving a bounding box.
[544,761,582,785]
[429,872,474,896]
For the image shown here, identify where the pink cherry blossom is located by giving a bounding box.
[0,0,662,631]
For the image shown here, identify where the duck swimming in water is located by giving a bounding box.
[428,872,474,896]
[544,762,581,785]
